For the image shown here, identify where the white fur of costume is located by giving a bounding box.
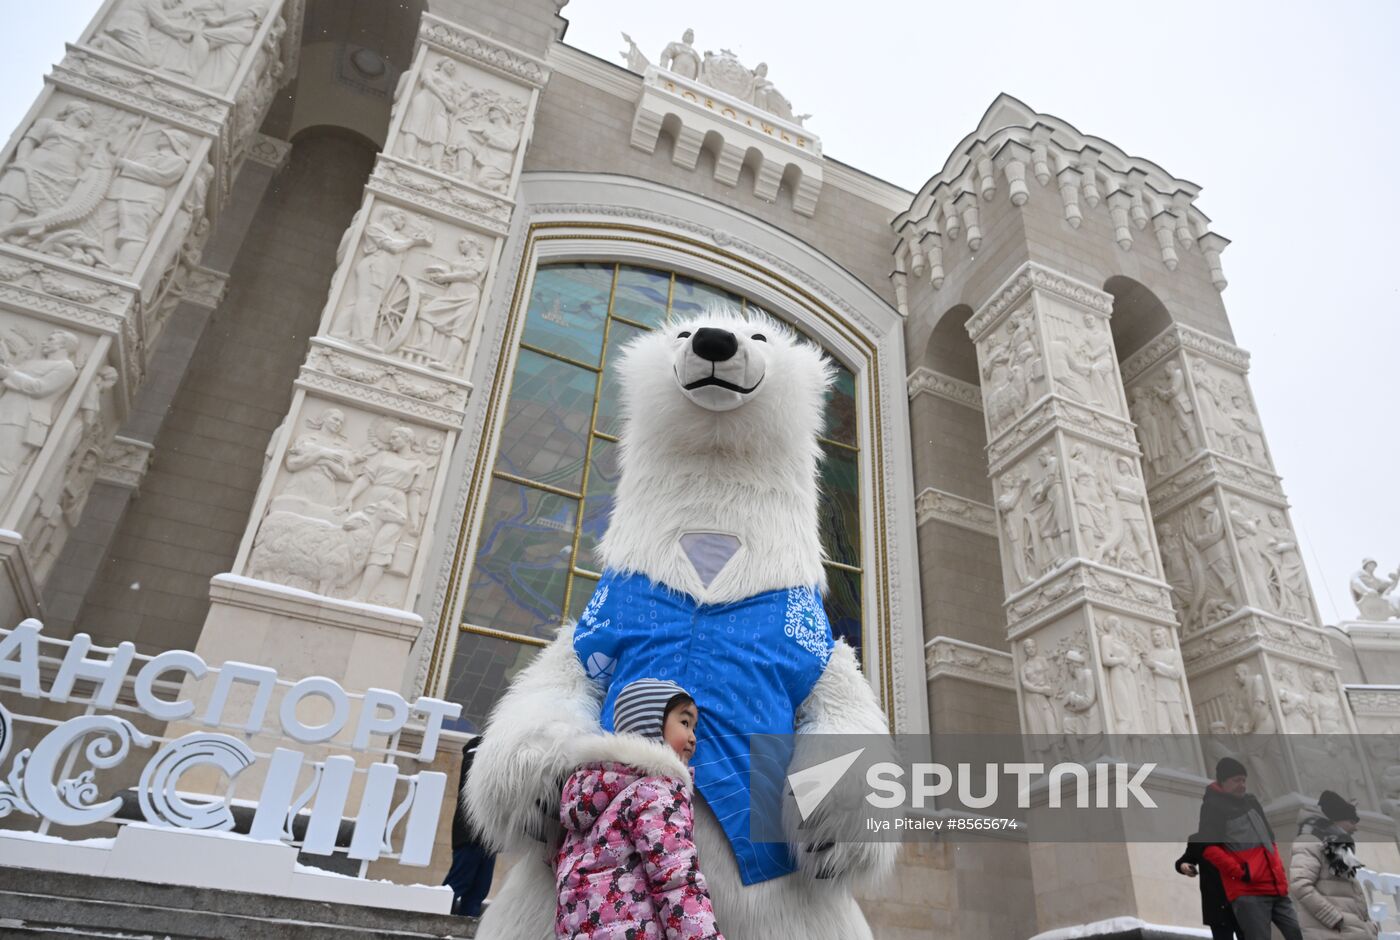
[465,309,897,939]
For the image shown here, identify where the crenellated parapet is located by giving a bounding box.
[891,94,1230,307]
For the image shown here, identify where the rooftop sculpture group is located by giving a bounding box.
[620,28,811,126]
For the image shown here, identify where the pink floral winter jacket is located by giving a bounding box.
[554,734,725,940]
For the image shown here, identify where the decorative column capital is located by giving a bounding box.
[915,487,997,537]
[924,636,1016,690]
[417,15,550,87]
[96,436,154,490]
[966,261,1113,343]
[1120,322,1250,384]
[906,367,982,411]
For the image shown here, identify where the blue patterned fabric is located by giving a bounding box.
[573,569,834,885]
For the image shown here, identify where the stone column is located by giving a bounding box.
[193,15,549,704]
[968,262,1196,744]
[1123,325,1372,804]
[0,0,303,625]
[967,263,1203,930]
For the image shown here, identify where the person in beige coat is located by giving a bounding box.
[1289,791,1379,939]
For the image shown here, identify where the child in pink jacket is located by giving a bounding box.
[554,678,725,940]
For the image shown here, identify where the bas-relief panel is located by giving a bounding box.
[1064,438,1156,578]
[325,205,491,375]
[1225,495,1314,623]
[1090,610,1190,735]
[979,303,1046,439]
[1187,355,1271,471]
[20,358,120,582]
[994,444,1070,592]
[1154,493,1239,634]
[247,402,447,608]
[391,51,527,195]
[1014,621,1106,754]
[1039,300,1120,416]
[1127,354,1199,486]
[0,93,199,275]
[0,312,102,512]
[89,0,271,95]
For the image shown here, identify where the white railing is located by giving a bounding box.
[1358,868,1400,938]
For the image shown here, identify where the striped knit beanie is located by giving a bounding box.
[612,678,690,742]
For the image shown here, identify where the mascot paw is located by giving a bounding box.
[798,837,898,884]
[466,727,575,850]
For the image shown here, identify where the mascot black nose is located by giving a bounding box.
[691,328,738,362]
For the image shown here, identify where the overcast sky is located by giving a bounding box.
[2,0,1396,624]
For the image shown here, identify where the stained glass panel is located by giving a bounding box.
[579,435,619,572]
[494,348,595,492]
[823,566,863,655]
[596,321,647,437]
[567,572,602,622]
[445,634,541,729]
[612,266,671,327]
[463,481,577,639]
[669,277,742,320]
[520,263,611,366]
[818,442,860,566]
[825,365,857,446]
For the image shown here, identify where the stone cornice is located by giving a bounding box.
[1005,560,1176,637]
[1121,323,1249,383]
[368,156,513,237]
[299,340,473,430]
[915,487,997,537]
[1340,621,1400,651]
[183,267,228,311]
[966,261,1112,342]
[924,636,1015,690]
[1345,685,1400,715]
[986,395,1139,478]
[906,367,982,411]
[1180,608,1337,674]
[97,437,153,489]
[418,15,550,88]
[1146,452,1286,518]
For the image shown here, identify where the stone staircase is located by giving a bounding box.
[0,867,476,939]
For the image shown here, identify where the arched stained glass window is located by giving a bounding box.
[446,263,861,724]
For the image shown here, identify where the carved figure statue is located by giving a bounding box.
[997,470,1033,586]
[1155,361,1200,458]
[461,102,521,193]
[618,33,649,74]
[1048,330,1095,404]
[1102,455,1153,574]
[1262,510,1311,620]
[248,508,377,595]
[1307,671,1347,735]
[189,0,264,92]
[1129,385,1169,476]
[1223,390,1268,467]
[1227,500,1276,611]
[1060,648,1101,735]
[1275,663,1313,734]
[108,129,191,272]
[0,102,99,229]
[336,209,433,348]
[1350,558,1400,621]
[1099,616,1146,732]
[984,356,1026,432]
[1028,447,1070,571]
[1020,637,1059,735]
[1230,663,1277,736]
[658,28,701,79]
[749,63,809,125]
[0,330,80,500]
[1143,626,1189,734]
[280,409,357,510]
[1077,316,1117,408]
[338,424,428,603]
[400,59,459,169]
[1187,496,1238,623]
[1068,443,1110,562]
[91,0,197,75]
[413,236,487,370]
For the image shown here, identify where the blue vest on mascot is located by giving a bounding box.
[573,569,835,885]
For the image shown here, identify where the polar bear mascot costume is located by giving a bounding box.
[465,306,896,939]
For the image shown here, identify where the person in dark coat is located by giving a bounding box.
[1199,757,1302,940]
[444,735,497,917]
[1176,830,1241,940]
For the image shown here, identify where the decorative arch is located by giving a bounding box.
[418,172,926,733]
[1104,275,1174,362]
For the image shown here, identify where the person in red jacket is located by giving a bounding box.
[1199,757,1303,940]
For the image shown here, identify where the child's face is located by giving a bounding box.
[662,702,698,763]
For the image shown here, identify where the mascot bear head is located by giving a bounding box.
[599,305,835,605]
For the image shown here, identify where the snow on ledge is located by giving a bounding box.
[1030,917,1211,940]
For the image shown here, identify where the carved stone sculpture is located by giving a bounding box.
[395,56,526,191]
[247,508,377,595]
[277,409,357,512]
[1229,499,1276,613]
[1102,455,1153,575]
[1143,625,1189,734]
[337,424,429,603]
[109,128,192,272]
[1128,384,1170,477]
[334,208,434,349]
[1306,671,1347,734]
[92,0,265,92]
[997,469,1033,587]
[399,59,461,172]
[1351,558,1400,621]
[1028,447,1070,572]
[1229,663,1277,736]
[658,28,701,80]
[1019,637,1060,735]
[1099,616,1147,732]
[411,236,487,370]
[0,330,80,504]
[1060,647,1101,735]
[1274,662,1313,734]
[1157,361,1200,460]
[455,98,522,194]
[1262,509,1311,620]
[1068,443,1111,563]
